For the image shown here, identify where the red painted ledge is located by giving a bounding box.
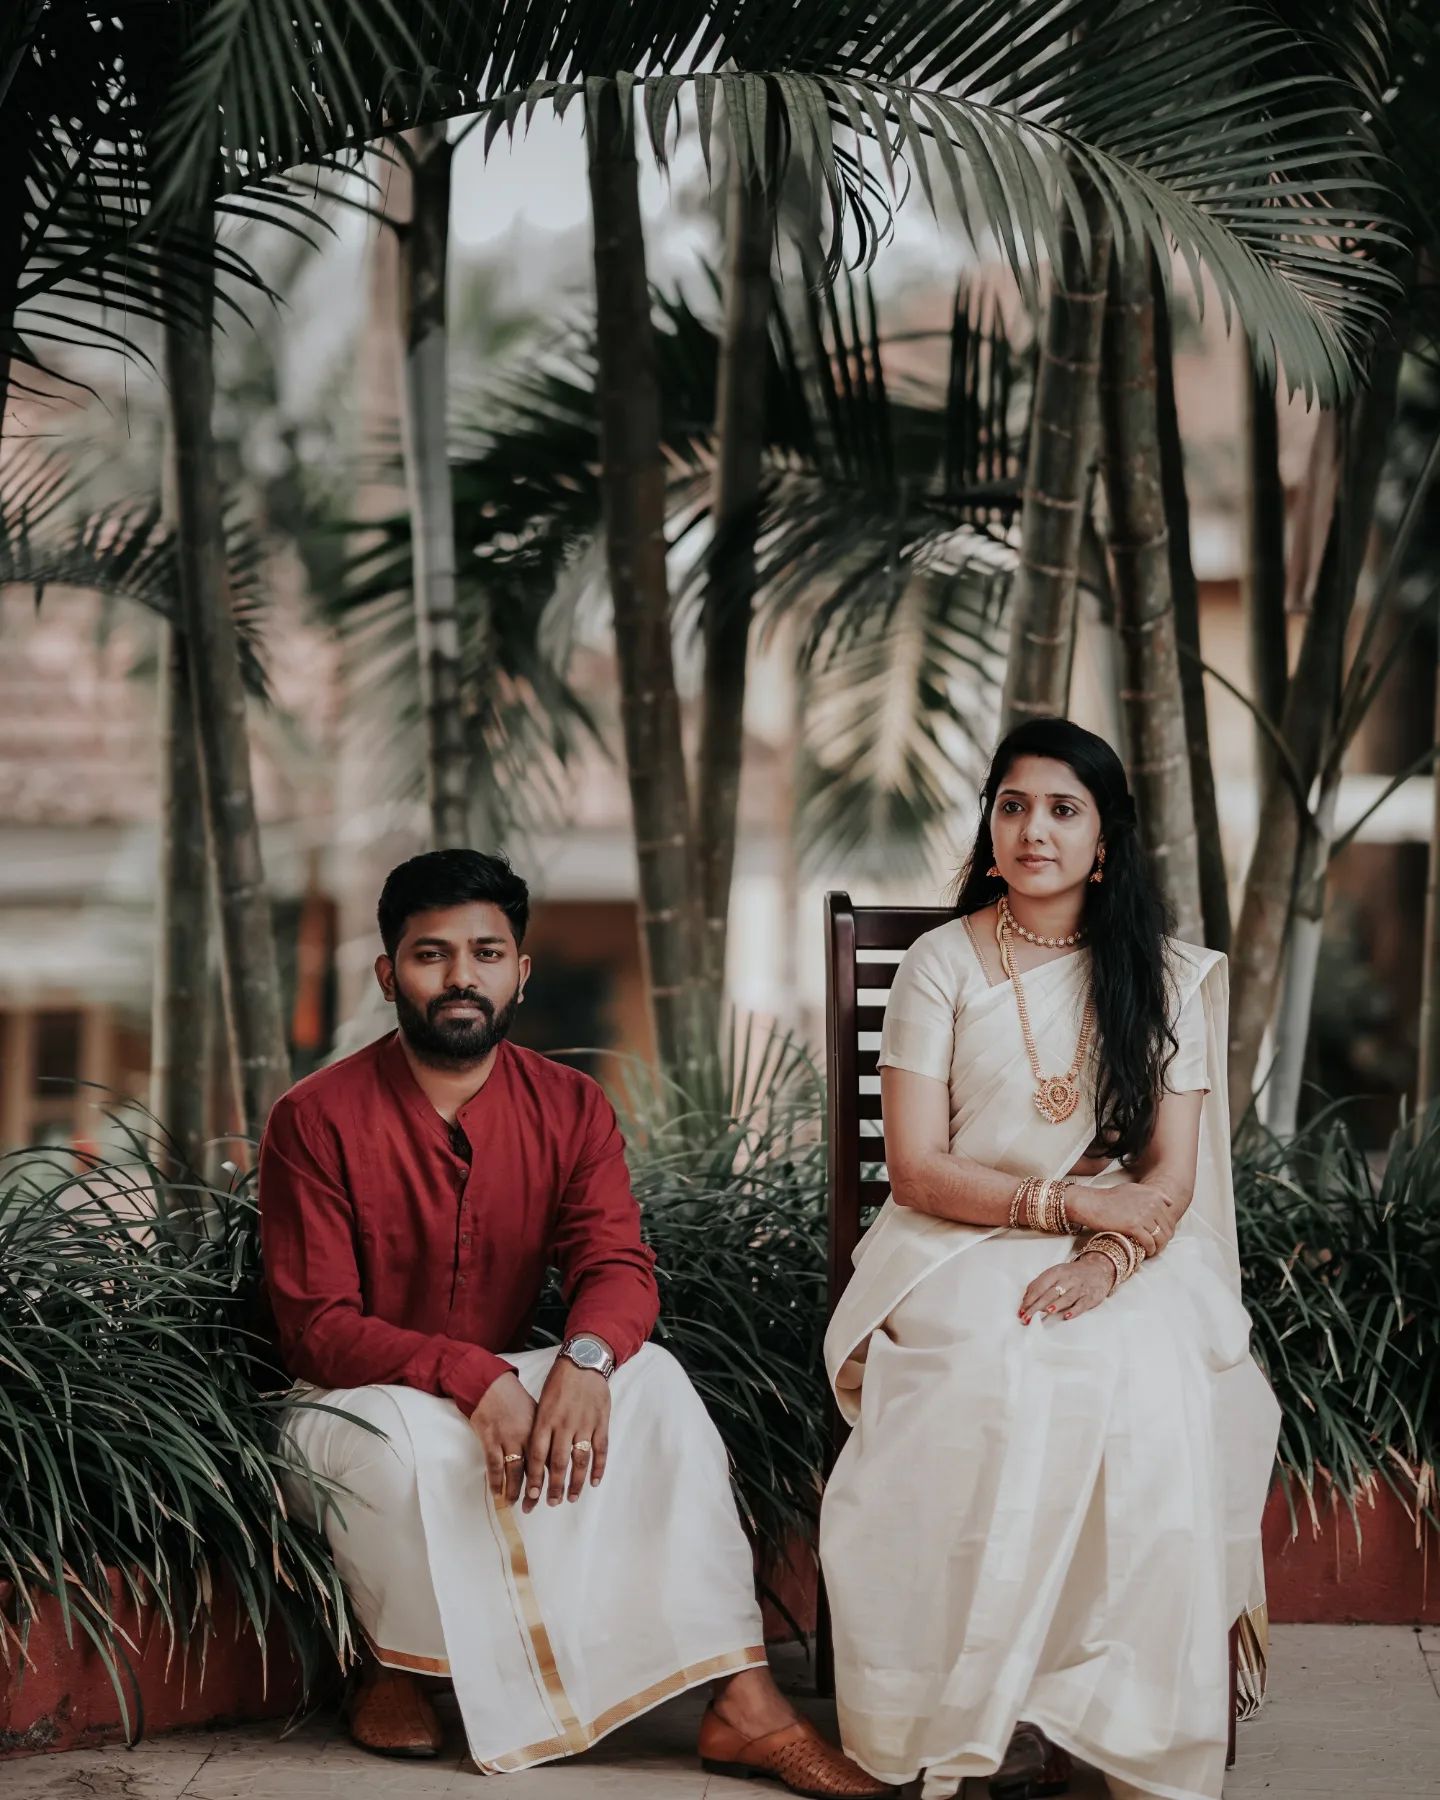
[1263,1478,1439,1625]
[0,1569,323,1759]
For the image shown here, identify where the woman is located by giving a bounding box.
[820,719,1279,1800]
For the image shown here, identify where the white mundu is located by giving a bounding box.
[281,1342,766,1772]
[820,924,1279,1800]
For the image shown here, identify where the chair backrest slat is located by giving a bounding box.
[853,909,950,952]
[825,891,952,1335]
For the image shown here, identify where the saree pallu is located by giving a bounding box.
[280,1343,765,1772]
[820,937,1279,1800]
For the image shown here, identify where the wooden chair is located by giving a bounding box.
[816,891,1240,1769]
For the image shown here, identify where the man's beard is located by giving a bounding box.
[393,980,521,1066]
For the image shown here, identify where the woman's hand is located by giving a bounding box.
[1019,1254,1115,1324]
[1066,1180,1177,1256]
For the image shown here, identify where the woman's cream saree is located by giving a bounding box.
[820,922,1279,1800]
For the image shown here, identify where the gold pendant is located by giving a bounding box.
[1034,1075,1080,1124]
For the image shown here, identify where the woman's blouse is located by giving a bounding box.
[876,917,1211,1097]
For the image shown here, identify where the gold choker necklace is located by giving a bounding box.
[998,894,1085,948]
[996,903,1094,1124]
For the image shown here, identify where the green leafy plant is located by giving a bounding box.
[1234,1104,1440,1535]
[0,1128,351,1736]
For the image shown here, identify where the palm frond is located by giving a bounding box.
[0,440,271,695]
[327,535,598,841]
[138,1,1400,404]
[1,7,344,400]
[795,560,1008,877]
[733,273,1029,637]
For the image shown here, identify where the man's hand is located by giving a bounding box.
[469,1373,538,1508]
[524,1352,612,1512]
[1068,1180,1178,1256]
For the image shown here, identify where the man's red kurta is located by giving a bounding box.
[258,1034,659,1417]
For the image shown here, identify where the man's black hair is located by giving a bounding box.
[377,849,530,958]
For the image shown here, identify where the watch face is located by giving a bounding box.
[568,1336,607,1368]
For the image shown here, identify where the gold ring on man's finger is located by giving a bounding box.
[503,1452,524,1465]
[573,1440,592,1456]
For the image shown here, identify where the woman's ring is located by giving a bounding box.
[503,1452,524,1465]
[1053,1285,1068,1298]
[573,1440,592,1457]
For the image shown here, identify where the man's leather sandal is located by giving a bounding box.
[345,1665,446,1759]
[699,1708,894,1798]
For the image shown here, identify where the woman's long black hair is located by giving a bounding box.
[952,717,1178,1164]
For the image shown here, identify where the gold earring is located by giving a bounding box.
[1090,846,1106,885]
[986,863,1001,879]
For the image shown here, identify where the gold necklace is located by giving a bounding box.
[998,893,1085,948]
[996,909,1095,1124]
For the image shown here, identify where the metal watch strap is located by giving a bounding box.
[560,1333,615,1378]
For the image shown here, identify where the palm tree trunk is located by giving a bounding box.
[163,220,290,1141]
[586,83,700,1073]
[1227,345,1401,1121]
[1264,767,1340,1137]
[397,122,471,849]
[151,624,211,1175]
[1001,176,1111,729]
[1418,627,1440,1118]
[696,155,774,1000]
[1099,249,1202,940]
[1152,259,1229,951]
[1241,345,1289,791]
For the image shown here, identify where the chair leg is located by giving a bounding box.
[814,1569,835,1698]
[1226,1620,1239,1769]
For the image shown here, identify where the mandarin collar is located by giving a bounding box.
[378,1031,510,1139]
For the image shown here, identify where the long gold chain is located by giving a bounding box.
[996,909,1095,1124]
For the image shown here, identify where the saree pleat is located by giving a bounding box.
[821,931,1279,1800]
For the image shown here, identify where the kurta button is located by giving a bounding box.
[457,1274,468,1286]
[460,1233,471,1246]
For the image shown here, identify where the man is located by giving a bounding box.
[260,849,885,1795]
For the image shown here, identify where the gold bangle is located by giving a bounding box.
[1087,1230,1143,1281]
[1079,1241,1125,1292]
[1011,1176,1077,1235]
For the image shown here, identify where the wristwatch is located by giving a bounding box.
[559,1332,616,1379]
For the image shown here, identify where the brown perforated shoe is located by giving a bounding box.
[345,1664,445,1759]
[699,1706,893,1798]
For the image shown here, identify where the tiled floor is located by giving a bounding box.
[3,1627,1436,1799]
